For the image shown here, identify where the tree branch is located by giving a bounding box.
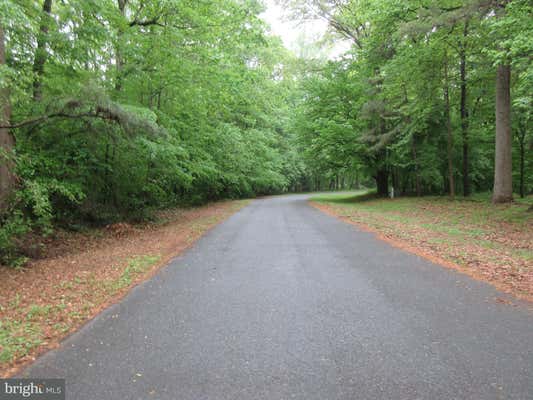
[129,17,164,27]
[0,108,119,129]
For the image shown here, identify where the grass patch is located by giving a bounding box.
[117,255,160,287]
[26,305,54,320]
[106,255,161,294]
[0,319,43,364]
[310,190,377,204]
[315,194,532,225]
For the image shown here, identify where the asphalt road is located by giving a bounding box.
[23,194,533,399]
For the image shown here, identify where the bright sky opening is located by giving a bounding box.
[260,0,351,59]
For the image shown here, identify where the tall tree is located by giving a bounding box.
[492,63,512,203]
[114,0,127,92]
[32,0,53,101]
[0,26,14,209]
[489,0,531,202]
[459,20,470,196]
[443,50,455,199]
[514,96,531,198]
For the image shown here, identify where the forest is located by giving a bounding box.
[0,0,531,265]
[288,0,531,200]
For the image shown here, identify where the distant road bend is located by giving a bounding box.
[24,194,533,399]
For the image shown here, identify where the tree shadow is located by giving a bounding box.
[311,190,378,204]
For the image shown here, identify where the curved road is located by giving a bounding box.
[24,194,533,399]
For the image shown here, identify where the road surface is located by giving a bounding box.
[23,194,533,399]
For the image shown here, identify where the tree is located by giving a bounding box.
[0,25,14,210]
[459,20,470,196]
[32,0,53,101]
[443,50,455,199]
[492,63,512,203]
[514,96,531,198]
[490,0,532,202]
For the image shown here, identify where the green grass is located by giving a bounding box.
[26,305,54,320]
[115,255,161,290]
[311,191,532,226]
[0,319,43,363]
[105,254,161,294]
[310,190,376,204]
[512,248,533,261]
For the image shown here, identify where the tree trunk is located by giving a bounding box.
[32,0,53,101]
[401,174,409,196]
[392,167,400,196]
[443,52,455,199]
[0,26,14,210]
[492,64,513,203]
[460,21,470,196]
[517,123,525,198]
[411,135,421,196]
[115,0,128,92]
[376,168,388,197]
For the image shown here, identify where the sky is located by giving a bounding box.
[259,0,351,59]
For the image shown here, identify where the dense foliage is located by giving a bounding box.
[0,0,308,263]
[287,0,532,199]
